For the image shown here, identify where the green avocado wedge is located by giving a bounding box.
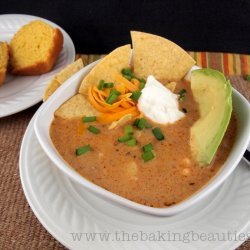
[190,68,232,166]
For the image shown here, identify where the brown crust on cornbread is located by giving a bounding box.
[0,69,6,86]
[0,42,9,86]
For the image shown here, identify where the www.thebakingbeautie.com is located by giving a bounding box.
[70,230,250,243]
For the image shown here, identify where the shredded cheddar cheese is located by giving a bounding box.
[88,73,141,123]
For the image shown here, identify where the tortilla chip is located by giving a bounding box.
[55,94,99,119]
[79,44,131,95]
[43,79,61,101]
[131,31,195,82]
[108,114,132,129]
[166,82,177,92]
[43,58,84,101]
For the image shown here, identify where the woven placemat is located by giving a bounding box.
[0,59,250,249]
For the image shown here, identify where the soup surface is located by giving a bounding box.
[50,81,237,208]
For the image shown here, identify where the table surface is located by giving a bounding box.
[0,53,250,250]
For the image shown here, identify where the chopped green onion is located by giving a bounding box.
[141,151,155,162]
[152,127,165,140]
[133,118,140,126]
[98,80,114,89]
[178,89,187,102]
[179,95,186,102]
[87,125,100,134]
[124,125,133,135]
[76,145,91,156]
[122,68,133,76]
[143,143,153,152]
[178,89,187,95]
[245,74,250,82]
[182,108,187,113]
[137,118,146,130]
[139,79,146,90]
[105,89,121,104]
[118,134,132,142]
[110,89,121,95]
[134,118,151,130]
[126,138,137,146]
[98,80,105,90]
[131,91,142,101]
[134,118,151,129]
[124,74,132,81]
[138,78,146,83]
[121,68,146,87]
[104,82,114,88]
[82,116,96,123]
[122,68,139,81]
[106,93,119,104]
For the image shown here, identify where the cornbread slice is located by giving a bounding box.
[43,58,84,101]
[9,20,63,75]
[0,42,9,86]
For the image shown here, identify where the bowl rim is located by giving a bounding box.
[34,62,250,216]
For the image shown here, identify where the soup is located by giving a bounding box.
[50,80,237,208]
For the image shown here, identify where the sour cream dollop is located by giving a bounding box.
[138,75,185,124]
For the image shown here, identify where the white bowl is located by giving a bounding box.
[34,62,250,216]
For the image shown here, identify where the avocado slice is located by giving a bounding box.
[190,68,232,166]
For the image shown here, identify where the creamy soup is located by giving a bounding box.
[50,81,237,208]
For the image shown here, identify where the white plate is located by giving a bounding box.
[20,112,250,250]
[0,14,75,118]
